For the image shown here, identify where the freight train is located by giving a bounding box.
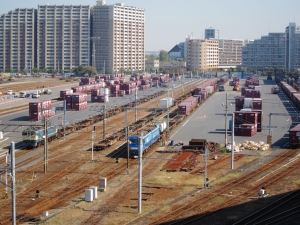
[129,121,167,157]
[22,126,58,148]
[276,77,300,147]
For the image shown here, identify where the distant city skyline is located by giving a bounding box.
[1,0,300,51]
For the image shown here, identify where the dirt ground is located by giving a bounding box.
[0,76,79,94]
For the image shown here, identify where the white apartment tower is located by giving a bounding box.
[186,36,219,72]
[0,8,36,71]
[92,1,145,73]
[219,39,246,69]
[37,5,91,72]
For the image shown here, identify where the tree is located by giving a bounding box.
[159,50,170,62]
[72,65,98,76]
[146,54,159,60]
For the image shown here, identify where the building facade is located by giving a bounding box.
[186,36,219,72]
[219,39,246,69]
[37,5,91,72]
[205,27,219,39]
[92,0,145,73]
[242,22,300,71]
[0,8,36,72]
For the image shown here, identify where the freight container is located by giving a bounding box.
[251,110,263,122]
[234,124,242,135]
[289,124,300,147]
[193,95,202,103]
[252,90,261,98]
[241,124,256,137]
[245,89,253,97]
[235,106,243,111]
[234,111,245,124]
[60,90,73,98]
[160,97,173,108]
[29,112,42,121]
[178,103,193,115]
[100,88,110,96]
[71,102,88,111]
[91,96,100,102]
[244,112,258,124]
[29,102,42,112]
[235,96,244,107]
[241,87,246,96]
[271,86,280,94]
[99,95,109,103]
[243,98,253,108]
[199,91,208,100]
[91,89,100,96]
[254,86,261,91]
[72,93,88,103]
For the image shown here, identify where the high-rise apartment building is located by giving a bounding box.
[219,39,246,69]
[186,36,219,72]
[0,8,36,71]
[37,5,91,72]
[92,1,145,73]
[242,22,300,71]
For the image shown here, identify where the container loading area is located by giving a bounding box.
[170,76,298,148]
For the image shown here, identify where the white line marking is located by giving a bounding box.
[0,138,9,143]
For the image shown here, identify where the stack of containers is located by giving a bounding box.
[235,96,245,111]
[234,111,245,135]
[245,74,259,87]
[160,97,173,108]
[110,85,120,97]
[91,89,100,102]
[65,93,88,111]
[60,89,73,99]
[234,111,258,136]
[29,100,53,121]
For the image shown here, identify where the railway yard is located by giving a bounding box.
[0,74,300,225]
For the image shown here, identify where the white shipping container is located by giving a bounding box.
[244,98,253,108]
[85,189,94,202]
[90,186,98,199]
[240,108,252,112]
[254,86,261,91]
[205,86,213,94]
[99,178,107,189]
[160,97,173,108]
[100,88,110,96]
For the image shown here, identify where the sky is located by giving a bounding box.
[1,0,300,51]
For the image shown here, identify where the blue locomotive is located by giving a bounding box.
[22,126,58,148]
[129,122,165,157]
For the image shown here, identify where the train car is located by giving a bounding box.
[289,124,300,148]
[129,125,160,157]
[22,126,58,148]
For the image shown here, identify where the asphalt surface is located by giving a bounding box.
[0,77,202,150]
[170,77,298,148]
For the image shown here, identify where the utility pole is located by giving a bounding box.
[203,143,208,189]
[63,100,66,140]
[11,142,16,225]
[225,93,228,147]
[231,113,235,170]
[44,118,48,173]
[103,104,106,140]
[138,133,143,214]
[126,109,129,170]
[135,87,137,122]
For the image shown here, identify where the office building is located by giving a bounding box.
[205,27,219,39]
[92,0,145,73]
[186,35,219,72]
[0,8,36,72]
[37,5,91,72]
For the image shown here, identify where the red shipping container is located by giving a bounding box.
[252,98,262,110]
[235,96,245,107]
[64,94,73,103]
[234,111,245,124]
[66,102,72,110]
[241,124,256,137]
[91,89,100,96]
[60,90,73,98]
[118,90,126,96]
[252,90,261,98]
[245,89,253,97]
[289,124,300,146]
[29,112,42,121]
[244,112,258,124]
[91,96,99,102]
[29,102,42,112]
[72,93,87,103]
[41,100,52,109]
[178,103,192,115]
[193,95,202,104]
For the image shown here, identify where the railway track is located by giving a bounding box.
[233,189,300,225]
[130,149,299,225]
[0,78,205,223]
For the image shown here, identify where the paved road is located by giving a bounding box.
[170,78,298,148]
[0,77,203,150]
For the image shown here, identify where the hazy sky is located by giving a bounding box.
[1,0,299,51]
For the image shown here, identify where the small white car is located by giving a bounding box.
[7,90,13,95]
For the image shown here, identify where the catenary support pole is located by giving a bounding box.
[126,110,129,169]
[63,100,66,140]
[231,113,235,170]
[135,87,137,122]
[204,143,208,189]
[225,93,228,147]
[44,119,48,173]
[269,114,272,135]
[138,134,143,214]
[11,142,16,225]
